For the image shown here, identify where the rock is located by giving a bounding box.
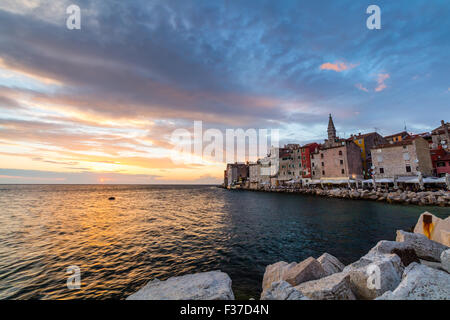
[261,261,297,291]
[396,230,449,262]
[441,249,450,273]
[368,240,412,256]
[367,240,419,266]
[391,248,420,267]
[284,257,327,286]
[419,259,445,272]
[413,212,450,247]
[343,253,404,300]
[377,263,450,300]
[317,253,345,276]
[369,195,378,200]
[260,281,308,300]
[126,271,234,300]
[295,272,356,300]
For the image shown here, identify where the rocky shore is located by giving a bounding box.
[127,212,450,300]
[240,187,450,207]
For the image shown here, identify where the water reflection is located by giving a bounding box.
[0,185,448,299]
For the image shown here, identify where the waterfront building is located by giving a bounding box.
[258,146,280,187]
[226,162,249,187]
[300,143,319,184]
[310,146,322,181]
[349,132,386,178]
[248,162,261,189]
[431,120,450,151]
[431,148,450,177]
[318,141,364,181]
[277,144,302,184]
[315,115,364,182]
[370,136,433,179]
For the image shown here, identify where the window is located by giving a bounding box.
[321,162,324,167]
[312,171,315,176]
[322,170,325,175]
[403,145,408,150]
[377,155,383,162]
[321,153,324,159]
[341,169,345,174]
[403,153,410,161]
[338,150,343,156]
[379,168,384,174]
[406,165,411,173]
[437,162,445,167]
[340,159,343,165]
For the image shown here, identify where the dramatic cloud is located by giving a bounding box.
[0,0,449,183]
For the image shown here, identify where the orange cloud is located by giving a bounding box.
[375,73,390,92]
[319,62,356,72]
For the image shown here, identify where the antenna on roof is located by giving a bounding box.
[374,127,379,133]
[404,121,407,132]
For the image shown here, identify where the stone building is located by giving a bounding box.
[277,144,302,184]
[310,146,322,180]
[431,120,450,150]
[350,132,386,178]
[318,141,364,181]
[258,146,280,187]
[248,162,261,189]
[314,114,364,181]
[370,136,433,179]
[225,162,249,187]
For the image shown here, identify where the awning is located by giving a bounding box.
[423,177,446,184]
[363,178,393,183]
[321,179,357,184]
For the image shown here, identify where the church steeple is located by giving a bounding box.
[327,114,336,142]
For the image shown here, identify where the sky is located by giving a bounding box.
[0,0,449,184]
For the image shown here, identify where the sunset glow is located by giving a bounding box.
[0,1,449,184]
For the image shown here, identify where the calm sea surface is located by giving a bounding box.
[0,184,448,299]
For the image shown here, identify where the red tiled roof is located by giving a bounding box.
[374,136,416,149]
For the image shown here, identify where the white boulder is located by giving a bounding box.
[343,253,404,300]
[261,261,297,291]
[441,249,450,274]
[377,263,450,300]
[413,212,450,247]
[126,270,234,300]
[295,272,356,300]
[260,280,308,300]
[283,257,327,286]
[317,253,345,276]
[396,230,449,262]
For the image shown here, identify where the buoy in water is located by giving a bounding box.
[108,197,115,200]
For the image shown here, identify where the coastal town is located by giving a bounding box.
[223,116,450,205]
